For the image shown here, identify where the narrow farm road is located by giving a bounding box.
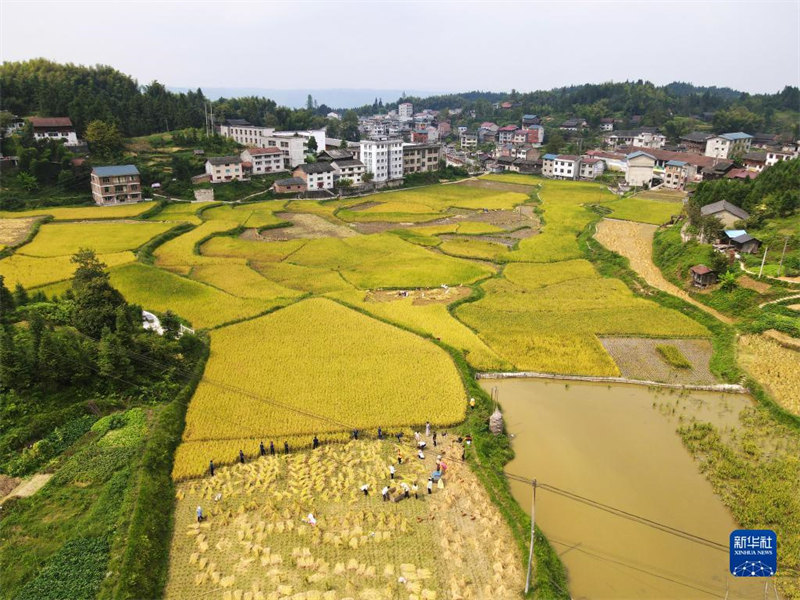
[594,219,733,324]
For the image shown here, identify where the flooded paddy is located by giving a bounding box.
[480,379,768,599]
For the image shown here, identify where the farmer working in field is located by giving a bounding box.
[209,460,215,477]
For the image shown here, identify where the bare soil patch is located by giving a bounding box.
[367,285,472,305]
[601,337,717,384]
[346,201,382,212]
[0,217,40,246]
[738,275,771,294]
[0,474,21,499]
[1,473,52,503]
[787,304,800,312]
[243,213,358,241]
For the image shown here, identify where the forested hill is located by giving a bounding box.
[1,59,798,138]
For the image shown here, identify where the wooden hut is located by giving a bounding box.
[690,264,717,288]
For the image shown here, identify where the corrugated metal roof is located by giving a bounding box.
[92,164,139,177]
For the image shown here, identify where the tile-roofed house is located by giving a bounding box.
[705,132,753,159]
[29,116,78,145]
[600,118,615,131]
[723,230,761,254]
[579,157,604,179]
[497,125,519,144]
[205,156,245,182]
[680,131,714,154]
[330,158,366,184]
[690,265,717,288]
[560,118,587,131]
[522,114,540,127]
[725,168,758,180]
[293,162,334,190]
[241,147,285,175]
[743,151,767,172]
[751,133,779,148]
[605,129,666,150]
[224,118,252,127]
[90,165,141,205]
[272,177,307,194]
[700,200,750,228]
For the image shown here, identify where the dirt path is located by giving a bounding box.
[0,473,52,503]
[594,219,733,324]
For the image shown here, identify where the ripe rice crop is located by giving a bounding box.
[655,344,692,369]
[439,238,509,261]
[478,173,540,186]
[200,236,307,263]
[155,220,243,267]
[249,262,355,294]
[505,180,611,262]
[328,288,511,371]
[175,298,465,478]
[200,201,287,228]
[150,202,217,224]
[189,264,303,300]
[0,201,158,221]
[604,197,683,225]
[19,221,173,257]
[286,234,493,289]
[335,208,442,223]
[0,251,135,289]
[503,259,598,289]
[110,263,275,329]
[738,334,800,415]
[357,201,438,214]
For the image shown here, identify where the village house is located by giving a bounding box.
[293,162,335,190]
[705,132,753,159]
[604,128,666,150]
[616,145,731,182]
[30,117,79,145]
[541,154,557,178]
[437,121,452,137]
[398,102,413,119]
[522,114,540,127]
[579,157,604,179]
[318,148,354,162]
[403,143,442,174]
[560,118,587,132]
[90,165,142,205]
[272,177,306,194]
[552,155,581,180]
[700,200,750,228]
[662,160,696,189]
[585,150,628,172]
[480,122,499,132]
[725,168,758,180]
[765,147,796,166]
[497,125,519,144]
[513,146,541,162]
[723,230,761,254]
[330,158,366,185]
[460,132,478,149]
[742,151,767,172]
[205,156,245,182]
[625,151,656,187]
[750,133,780,148]
[218,119,325,167]
[679,131,714,154]
[512,126,544,146]
[360,138,404,182]
[240,147,284,175]
[478,128,498,144]
[600,118,615,131]
[690,265,717,288]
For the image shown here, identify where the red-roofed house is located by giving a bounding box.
[725,168,758,180]
[498,125,519,144]
[500,102,513,109]
[241,147,285,174]
[480,122,499,132]
[29,117,78,145]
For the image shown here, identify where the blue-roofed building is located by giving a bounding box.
[705,132,753,159]
[522,114,540,127]
[90,164,142,205]
[626,151,656,187]
[541,153,558,178]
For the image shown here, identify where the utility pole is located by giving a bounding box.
[204,103,208,137]
[524,479,537,595]
[758,246,769,279]
[777,237,789,277]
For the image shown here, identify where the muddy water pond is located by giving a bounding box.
[480,379,767,600]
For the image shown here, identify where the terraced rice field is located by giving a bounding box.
[19,220,174,257]
[0,251,137,289]
[738,334,800,415]
[600,337,716,384]
[603,196,683,225]
[0,201,158,220]
[168,440,522,599]
[0,217,40,247]
[174,298,465,479]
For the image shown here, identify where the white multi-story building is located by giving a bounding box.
[205,156,245,183]
[330,159,366,185]
[241,148,285,175]
[460,132,478,149]
[541,154,557,177]
[604,129,666,150]
[765,147,796,166]
[398,103,413,119]
[705,132,753,159]
[359,139,404,182]
[552,155,581,179]
[217,119,325,167]
[579,157,605,179]
[625,151,656,187]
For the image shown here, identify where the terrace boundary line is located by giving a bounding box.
[476,371,748,393]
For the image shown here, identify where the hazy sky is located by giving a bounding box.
[2,0,799,95]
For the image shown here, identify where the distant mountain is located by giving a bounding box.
[167,87,442,109]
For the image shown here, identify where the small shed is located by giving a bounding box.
[690,264,717,288]
[723,230,762,255]
[273,177,306,194]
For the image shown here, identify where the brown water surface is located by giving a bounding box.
[480,379,769,600]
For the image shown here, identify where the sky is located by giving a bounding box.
[2,0,799,100]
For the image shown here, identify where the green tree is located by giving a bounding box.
[337,178,353,190]
[97,326,133,380]
[306,136,318,154]
[719,271,738,292]
[362,172,374,184]
[85,119,123,158]
[70,249,126,338]
[0,275,15,321]
[13,283,29,306]
[160,310,181,340]
[16,172,38,192]
[306,94,314,111]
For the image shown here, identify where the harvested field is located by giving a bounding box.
[739,334,800,415]
[788,304,800,312]
[738,275,771,294]
[594,218,733,323]
[600,337,717,384]
[166,439,522,599]
[367,286,472,305]
[0,217,40,247]
[248,213,358,241]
